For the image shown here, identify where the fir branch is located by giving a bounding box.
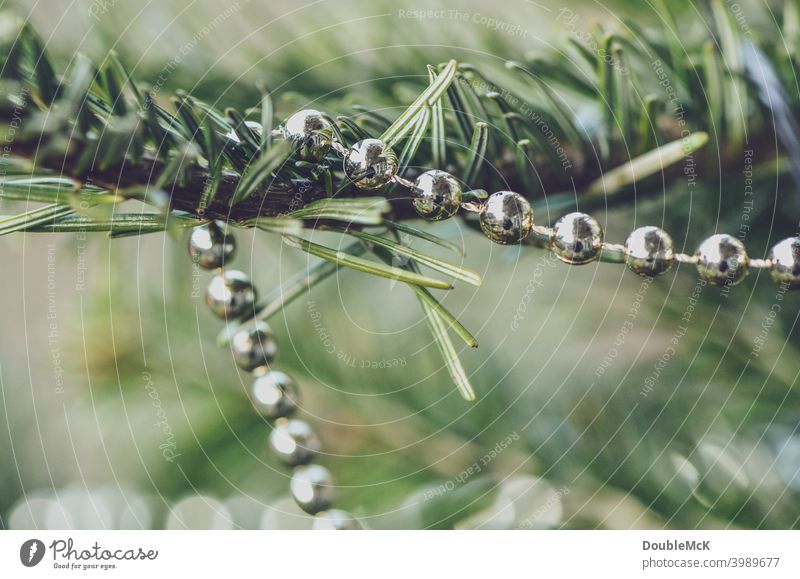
[0,6,797,403]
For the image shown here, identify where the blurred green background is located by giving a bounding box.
[1,0,799,529]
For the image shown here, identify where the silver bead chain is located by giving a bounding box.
[184,111,800,529]
[280,109,800,290]
[189,222,362,530]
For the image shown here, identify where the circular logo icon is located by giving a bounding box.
[20,539,46,567]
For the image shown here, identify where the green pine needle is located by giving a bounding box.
[230,140,292,205]
[288,197,390,225]
[282,234,453,290]
[0,203,75,235]
[584,131,709,196]
[381,59,457,147]
[339,227,482,287]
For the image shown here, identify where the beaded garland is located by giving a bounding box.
[278,108,800,288]
[187,109,800,530]
[190,220,362,530]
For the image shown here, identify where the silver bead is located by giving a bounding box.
[188,222,235,269]
[312,509,362,530]
[205,270,257,318]
[769,237,800,289]
[412,170,462,220]
[231,321,278,371]
[290,465,335,514]
[343,138,398,189]
[479,191,533,244]
[694,234,749,286]
[251,371,299,419]
[281,109,333,161]
[269,418,320,466]
[550,212,603,264]
[624,226,674,276]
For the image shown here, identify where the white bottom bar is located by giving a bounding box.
[1,530,797,578]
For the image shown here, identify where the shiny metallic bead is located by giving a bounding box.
[312,509,362,530]
[290,465,335,515]
[188,222,235,269]
[479,191,533,244]
[251,371,299,419]
[694,234,749,286]
[550,212,604,264]
[231,321,278,371]
[269,419,320,466]
[205,270,257,318]
[624,226,674,276]
[281,109,333,161]
[411,170,462,220]
[343,138,398,189]
[769,237,800,289]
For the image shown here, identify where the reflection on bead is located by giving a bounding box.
[231,321,278,371]
[312,509,362,530]
[412,170,462,220]
[694,234,749,286]
[269,419,320,466]
[205,270,257,318]
[188,222,235,269]
[251,371,299,419]
[281,109,333,161]
[624,226,674,276]
[343,139,398,189]
[479,191,533,244]
[290,465,335,515]
[769,237,800,289]
[550,212,604,264]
